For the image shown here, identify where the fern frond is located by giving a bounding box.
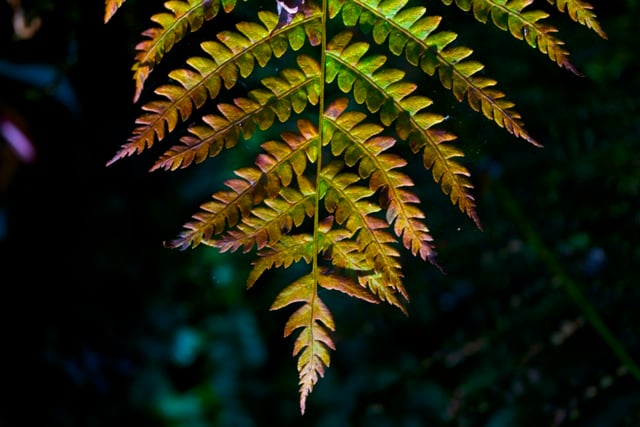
[269,273,334,415]
[320,160,408,312]
[107,11,321,167]
[442,0,582,75]
[326,31,480,227]
[252,225,377,413]
[266,253,379,414]
[411,128,480,228]
[323,96,439,262]
[321,227,407,314]
[164,167,263,250]
[114,15,272,162]
[331,0,540,146]
[108,0,604,413]
[166,120,319,250]
[548,0,607,39]
[151,56,320,171]
[214,176,316,253]
[130,0,221,103]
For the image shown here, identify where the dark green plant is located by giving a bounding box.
[104,0,606,413]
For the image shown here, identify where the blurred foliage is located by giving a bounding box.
[0,0,638,426]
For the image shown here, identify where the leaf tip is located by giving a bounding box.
[300,394,307,415]
[105,156,119,167]
[428,252,446,275]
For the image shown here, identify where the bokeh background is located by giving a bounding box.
[1,0,638,425]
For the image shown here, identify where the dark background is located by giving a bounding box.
[0,0,638,425]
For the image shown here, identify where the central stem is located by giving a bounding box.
[312,0,328,281]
